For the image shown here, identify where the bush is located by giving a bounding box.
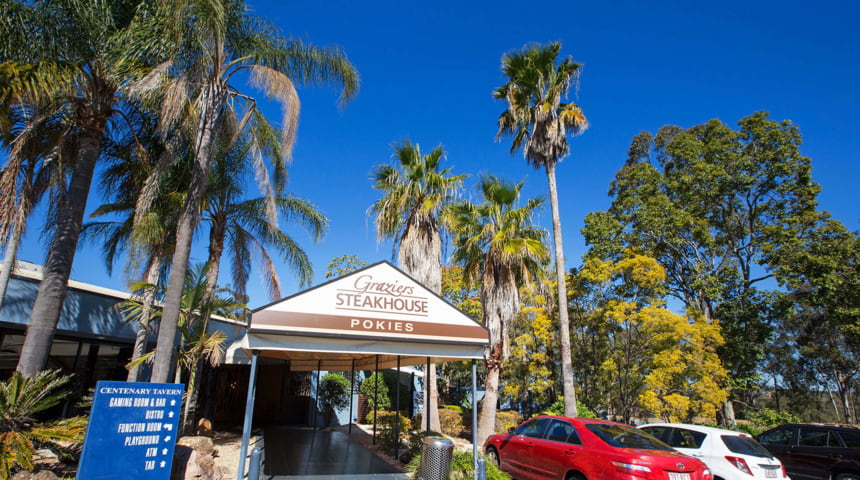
[318,373,351,427]
[0,370,88,478]
[439,407,464,437]
[541,399,598,418]
[746,408,802,433]
[376,410,411,457]
[407,449,511,480]
[494,410,523,433]
[360,372,391,411]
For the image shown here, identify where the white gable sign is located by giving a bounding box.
[250,262,488,345]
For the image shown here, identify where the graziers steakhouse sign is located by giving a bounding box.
[335,274,428,316]
[249,262,486,343]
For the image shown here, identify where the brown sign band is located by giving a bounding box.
[251,310,488,341]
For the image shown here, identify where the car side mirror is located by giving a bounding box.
[508,427,516,434]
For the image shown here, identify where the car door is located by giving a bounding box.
[758,426,796,474]
[790,427,842,480]
[666,427,709,462]
[502,417,551,479]
[529,419,583,479]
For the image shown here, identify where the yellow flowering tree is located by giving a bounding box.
[638,310,728,422]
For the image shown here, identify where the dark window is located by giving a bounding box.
[545,420,580,445]
[798,428,829,447]
[759,428,793,446]
[586,423,674,451]
[668,428,707,449]
[517,418,550,438]
[641,426,671,442]
[721,436,774,458]
[838,430,860,448]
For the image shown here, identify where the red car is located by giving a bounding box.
[484,415,712,480]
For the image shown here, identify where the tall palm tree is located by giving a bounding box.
[200,140,327,304]
[0,0,162,377]
[0,102,65,311]
[120,264,245,433]
[494,42,589,416]
[82,121,186,382]
[447,175,549,445]
[369,141,467,432]
[139,0,359,383]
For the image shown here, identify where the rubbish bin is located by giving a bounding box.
[416,436,455,480]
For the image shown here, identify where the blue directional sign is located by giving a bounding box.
[78,381,185,480]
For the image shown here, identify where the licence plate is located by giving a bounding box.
[668,473,690,480]
[765,470,777,478]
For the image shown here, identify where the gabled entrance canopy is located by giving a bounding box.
[227,261,488,370]
[229,261,489,479]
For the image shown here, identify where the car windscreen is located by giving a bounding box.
[586,423,674,451]
[720,435,774,458]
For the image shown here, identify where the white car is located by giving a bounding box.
[640,423,789,480]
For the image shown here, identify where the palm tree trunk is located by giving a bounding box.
[203,224,225,302]
[0,216,24,311]
[17,127,102,376]
[151,85,224,384]
[478,362,500,446]
[545,162,577,416]
[127,257,162,382]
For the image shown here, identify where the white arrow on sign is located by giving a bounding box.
[162,448,168,455]
[160,461,166,468]
[168,412,174,418]
[170,399,176,406]
[164,424,173,431]
[164,436,171,442]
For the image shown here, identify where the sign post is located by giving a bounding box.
[78,381,184,480]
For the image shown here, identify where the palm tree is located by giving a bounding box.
[447,175,549,445]
[82,122,186,382]
[0,102,65,311]
[120,264,245,433]
[369,141,467,432]
[139,0,359,383]
[494,42,588,416]
[0,0,163,377]
[201,139,327,303]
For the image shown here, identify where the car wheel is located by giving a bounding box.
[566,473,586,480]
[835,474,860,480]
[486,447,500,468]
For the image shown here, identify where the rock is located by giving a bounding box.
[172,436,220,480]
[11,470,59,480]
[197,418,213,437]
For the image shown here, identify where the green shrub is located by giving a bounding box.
[494,410,523,433]
[360,372,391,411]
[318,373,351,427]
[0,370,88,478]
[541,399,598,418]
[747,408,801,431]
[442,404,465,414]
[377,410,411,455]
[439,407,464,437]
[407,449,511,480]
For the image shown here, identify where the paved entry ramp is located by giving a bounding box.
[263,426,407,479]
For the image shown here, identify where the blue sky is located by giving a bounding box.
[13,0,860,308]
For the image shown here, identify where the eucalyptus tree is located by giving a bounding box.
[201,139,327,303]
[136,0,359,383]
[582,112,821,424]
[0,0,163,376]
[369,141,467,432]
[494,42,588,416]
[447,175,549,444]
